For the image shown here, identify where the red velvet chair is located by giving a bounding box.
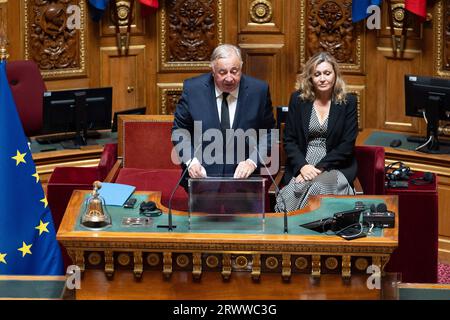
[353,145,386,195]
[47,143,118,231]
[6,60,46,137]
[106,115,188,211]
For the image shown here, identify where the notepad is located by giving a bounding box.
[98,182,136,206]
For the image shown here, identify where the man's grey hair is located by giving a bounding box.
[210,44,243,68]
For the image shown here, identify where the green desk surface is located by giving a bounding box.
[30,131,117,153]
[363,131,420,151]
[399,287,450,300]
[0,276,68,299]
[75,195,385,237]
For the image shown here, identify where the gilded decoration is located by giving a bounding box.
[24,0,86,79]
[176,254,190,268]
[133,251,143,278]
[110,0,133,26]
[235,255,249,269]
[157,83,183,115]
[222,253,232,280]
[265,256,279,270]
[342,255,351,278]
[87,252,102,266]
[159,0,223,71]
[294,256,308,270]
[355,257,369,271]
[206,255,219,268]
[251,254,261,281]
[435,1,450,76]
[249,0,273,24]
[117,253,131,266]
[146,253,160,266]
[325,257,338,270]
[301,0,362,73]
[104,250,114,276]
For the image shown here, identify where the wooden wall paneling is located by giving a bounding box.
[0,0,6,37]
[434,0,450,77]
[241,45,283,106]
[369,1,424,133]
[24,0,87,80]
[239,0,282,34]
[100,0,146,37]
[157,83,183,115]
[438,175,450,264]
[346,84,366,130]
[300,0,364,74]
[383,56,422,132]
[100,45,146,114]
[158,0,224,72]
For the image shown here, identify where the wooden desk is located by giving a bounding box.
[357,128,450,264]
[57,191,398,300]
[0,275,73,300]
[31,131,117,187]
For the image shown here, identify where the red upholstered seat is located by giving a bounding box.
[6,60,46,137]
[107,115,188,211]
[47,143,118,231]
[354,145,385,195]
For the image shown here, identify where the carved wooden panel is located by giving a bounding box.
[0,0,6,39]
[239,0,283,33]
[100,0,146,37]
[346,84,365,130]
[158,0,224,71]
[157,83,183,115]
[435,0,450,76]
[300,0,363,73]
[100,45,146,114]
[24,0,87,79]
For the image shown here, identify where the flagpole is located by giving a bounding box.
[0,29,8,61]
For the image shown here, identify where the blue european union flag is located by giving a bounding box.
[88,0,110,22]
[0,60,64,275]
[352,0,382,23]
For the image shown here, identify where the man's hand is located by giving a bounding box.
[189,163,207,178]
[295,164,321,183]
[233,159,256,179]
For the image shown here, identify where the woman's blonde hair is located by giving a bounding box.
[295,51,347,104]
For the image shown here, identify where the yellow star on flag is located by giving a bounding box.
[32,171,40,183]
[11,150,26,166]
[35,220,49,236]
[40,197,48,208]
[18,242,32,257]
[0,253,6,264]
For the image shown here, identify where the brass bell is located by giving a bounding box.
[80,181,112,229]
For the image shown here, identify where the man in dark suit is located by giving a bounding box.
[172,44,276,190]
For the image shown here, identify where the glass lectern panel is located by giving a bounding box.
[188,177,265,231]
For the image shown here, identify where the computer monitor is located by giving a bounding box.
[111,107,146,132]
[405,75,450,154]
[39,87,112,147]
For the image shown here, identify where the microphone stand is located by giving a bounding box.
[252,141,289,234]
[157,141,203,231]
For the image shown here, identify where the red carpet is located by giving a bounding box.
[438,263,450,284]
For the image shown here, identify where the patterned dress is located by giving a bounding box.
[275,107,354,212]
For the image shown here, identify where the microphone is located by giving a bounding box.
[158,140,203,231]
[249,137,289,234]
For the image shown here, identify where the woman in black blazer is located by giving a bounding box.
[275,52,358,212]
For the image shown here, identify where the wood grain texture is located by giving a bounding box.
[74,269,396,300]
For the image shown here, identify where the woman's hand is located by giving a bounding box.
[295,164,322,183]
